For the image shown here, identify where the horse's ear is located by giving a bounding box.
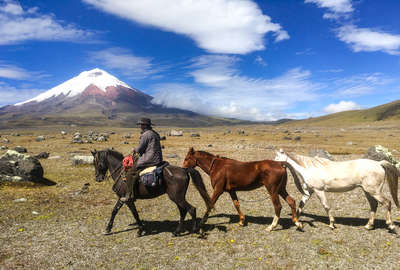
[91,149,97,156]
[189,147,194,153]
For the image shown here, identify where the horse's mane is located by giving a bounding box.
[99,148,124,161]
[286,152,332,168]
[197,151,229,160]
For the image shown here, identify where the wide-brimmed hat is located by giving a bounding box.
[136,117,154,126]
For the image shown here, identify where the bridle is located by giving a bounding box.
[187,154,216,175]
[95,151,124,182]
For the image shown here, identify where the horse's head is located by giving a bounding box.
[182,147,197,168]
[274,148,288,162]
[91,149,108,182]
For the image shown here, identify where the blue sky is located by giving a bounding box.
[0,0,399,121]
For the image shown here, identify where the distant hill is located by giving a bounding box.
[0,68,253,128]
[291,99,400,126]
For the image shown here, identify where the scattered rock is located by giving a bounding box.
[61,131,67,135]
[191,133,200,137]
[168,130,183,136]
[14,146,27,153]
[72,138,83,144]
[3,138,10,143]
[32,211,39,215]
[97,136,107,142]
[1,146,8,150]
[347,141,353,145]
[166,154,179,158]
[294,130,302,133]
[294,136,301,141]
[124,134,131,139]
[160,136,166,141]
[72,155,94,165]
[237,130,245,135]
[36,136,45,142]
[0,150,44,182]
[123,141,129,144]
[340,128,345,132]
[11,133,20,137]
[283,136,292,140]
[364,145,399,169]
[236,144,245,149]
[309,149,334,160]
[283,130,289,134]
[109,131,116,135]
[34,152,50,159]
[13,198,27,203]
[207,144,213,147]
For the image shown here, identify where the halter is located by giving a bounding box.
[209,158,217,175]
[189,154,217,175]
[95,150,124,182]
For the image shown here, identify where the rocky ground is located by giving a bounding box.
[1,123,399,269]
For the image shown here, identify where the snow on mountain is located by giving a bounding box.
[15,68,133,105]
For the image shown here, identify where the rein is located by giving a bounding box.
[105,164,124,182]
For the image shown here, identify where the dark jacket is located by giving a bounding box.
[134,128,163,169]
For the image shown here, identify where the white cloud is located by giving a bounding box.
[88,48,160,79]
[83,0,289,54]
[151,55,321,121]
[0,0,94,45]
[305,0,353,19]
[0,81,44,106]
[255,55,268,66]
[324,100,361,113]
[334,72,394,97]
[0,64,31,79]
[336,25,400,55]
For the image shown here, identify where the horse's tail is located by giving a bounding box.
[380,160,399,208]
[282,161,305,195]
[185,167,212,210]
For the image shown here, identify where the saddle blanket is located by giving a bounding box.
[139,162,169,187]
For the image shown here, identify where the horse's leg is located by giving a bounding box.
[228,191,245,226]
[200,185,224,228]
[105,199,124,234]
[265,185,282,232]
[297,188,314,217]
[279,189,303,230]
[314,190,335,229]
[126,200,145,235]
[370,193,395,231]
[363,190,378,230]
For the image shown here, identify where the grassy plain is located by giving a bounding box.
[1,121,399,269]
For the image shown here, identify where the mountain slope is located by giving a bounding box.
[292,99,400,126]
[0,68,251,128]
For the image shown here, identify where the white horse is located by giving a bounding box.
[274,149,399,231]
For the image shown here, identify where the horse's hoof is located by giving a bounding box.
[265,226,273,232]
[104,229,111,235]
[137,227,145,237]
[364,224,374,230]
[388,224,396,232]
[295,221,303,231]
[238,221,245,227]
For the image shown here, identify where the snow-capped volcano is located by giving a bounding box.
[0,68,244,127]
[16,68,133,105]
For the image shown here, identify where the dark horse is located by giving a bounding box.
[91,149,211,236]
[182,147,304,232]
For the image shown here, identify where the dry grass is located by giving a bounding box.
[1,123,400,269]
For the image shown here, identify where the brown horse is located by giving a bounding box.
[182,147,304,232]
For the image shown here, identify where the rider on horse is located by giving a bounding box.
[121,117,163,202]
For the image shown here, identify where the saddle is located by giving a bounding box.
[139,161,170,187]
